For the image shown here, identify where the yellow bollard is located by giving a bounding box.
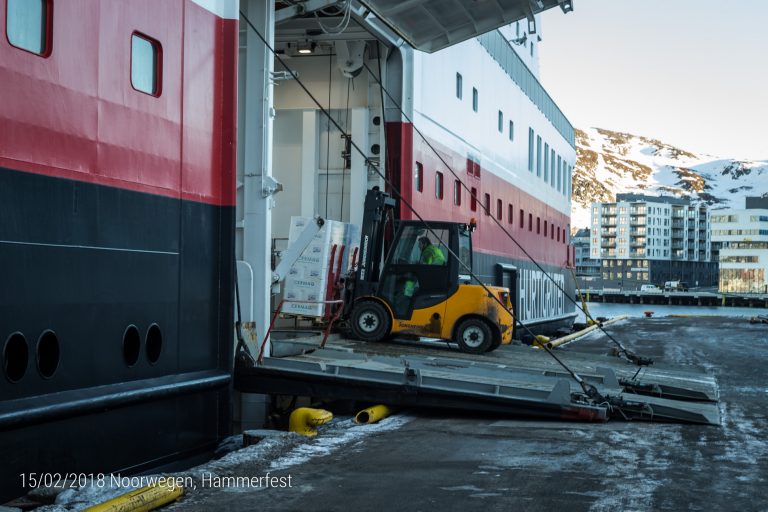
[289,407,333,437]
[82,480,183,512]
[355,405,393,425]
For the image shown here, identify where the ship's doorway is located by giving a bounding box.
[496,263,518,320]
[269,18,396,240]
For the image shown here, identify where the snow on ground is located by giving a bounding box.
[33,414,412,511]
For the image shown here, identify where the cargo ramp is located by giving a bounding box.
[234,335,720,426]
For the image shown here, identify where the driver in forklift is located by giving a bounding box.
[418,236,446,265]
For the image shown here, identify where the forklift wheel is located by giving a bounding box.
[350,301,391,342]
[454,318,493,354]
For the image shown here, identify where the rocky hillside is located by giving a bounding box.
[571,127,768,228]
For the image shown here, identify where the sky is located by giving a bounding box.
[538,0,768,161]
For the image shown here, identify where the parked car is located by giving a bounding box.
[641,284,662,293]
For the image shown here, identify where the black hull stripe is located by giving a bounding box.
[0,371,230,430]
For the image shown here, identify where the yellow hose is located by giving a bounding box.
[533,316,629,350]
[289,407,333,437]
[82,480,183,512]
[355,405,393,424]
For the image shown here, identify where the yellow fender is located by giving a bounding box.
[532,335,551,349]
[355,405,393,425]
[289,407,333,437]
[82,481,183,512]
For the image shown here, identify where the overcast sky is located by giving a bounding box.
[538,0,768,161]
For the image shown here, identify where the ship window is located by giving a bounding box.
[456,73,463,99]
[537,217,541,234]
[543,143,549,182]
[498,111,503,133]
[508,204,513,224]
[415,162,423,192]
[551,223,554,239]
[530,41,534,57]
[544,220,548,237]
[131,33,162,96]
[3,332,28,383]
[36,330,60,378]
[470,187,478,211]
[536,136,542,177]
[146,324,162,364]
[519,209,524,229]
[527,128,534,172]
[496,199,502,220]
[123,325,141,367]
[472,87,478,112]
[550,149,556,187]
[435,171,444,200]
[484,193,490,216]
[528,213,532,232]
[454,180,461,206]
[557,227,561,242]
[6,0,51,56]
[509,120,514,141]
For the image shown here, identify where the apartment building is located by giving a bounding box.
[573,228,600,288]
[589,194,717,290]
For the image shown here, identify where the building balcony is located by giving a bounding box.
[630,218,646,226]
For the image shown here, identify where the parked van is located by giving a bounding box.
[664,281,689,292]
[641,284,662,293]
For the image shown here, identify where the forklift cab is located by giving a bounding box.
[378,222,472,320]
[346,188,513,353]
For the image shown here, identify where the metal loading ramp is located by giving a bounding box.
[234,337,720,426]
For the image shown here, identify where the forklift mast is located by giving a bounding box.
[350,188,396,301]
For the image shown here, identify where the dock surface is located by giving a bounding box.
[173,316,766,511]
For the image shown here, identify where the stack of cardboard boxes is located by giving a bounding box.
[282,217,361,317]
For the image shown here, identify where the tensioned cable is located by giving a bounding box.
[239,11,607,401]
[360,59,652,367]
[339,77,352,222]
[324,52,332,219]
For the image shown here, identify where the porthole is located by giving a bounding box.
[4,332,28,383]
[146,324,162,364]
[37,330,60,378]
[372,116,381,126]
[370,144,380,155]
[123,325,141,367]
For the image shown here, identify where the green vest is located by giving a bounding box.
[421,244,446,265]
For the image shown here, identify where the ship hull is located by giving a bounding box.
[0,167,233,501]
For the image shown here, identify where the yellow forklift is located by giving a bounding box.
[343,188,514,353]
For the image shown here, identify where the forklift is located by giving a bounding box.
[342,188,514,353]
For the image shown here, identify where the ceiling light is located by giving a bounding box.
[297,41,316,54]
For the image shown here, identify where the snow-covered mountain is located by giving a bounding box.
[571,127,768,228]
